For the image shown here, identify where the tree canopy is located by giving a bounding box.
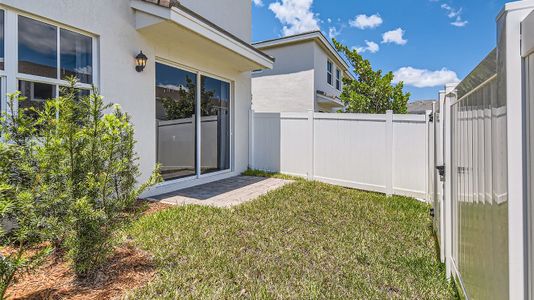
[333,39,410,114]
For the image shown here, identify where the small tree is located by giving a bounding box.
[0,78,161,295]
[332,39,410,114]
[60,85,161,276]
[38,80,162,276]
[0,93,52,299]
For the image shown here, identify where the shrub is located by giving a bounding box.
[55,85,160,276]
[0,92,52,299]
[0,78,160,291]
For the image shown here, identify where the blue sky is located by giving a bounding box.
[251,0,507,101]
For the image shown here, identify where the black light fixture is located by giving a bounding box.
[135,51,148,72]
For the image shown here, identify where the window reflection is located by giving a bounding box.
[60,29,92,84]
[0,10,4,70]
[156,62,197,180]
[18,80,56,118]
[18,16,57,78]
[327,61,333,85]
[201,75,230,174]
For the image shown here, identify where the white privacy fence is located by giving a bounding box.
[431,3,534,299]
[250,110,432,200]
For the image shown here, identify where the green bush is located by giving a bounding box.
[0,78,161,291]
[0,92,52,299]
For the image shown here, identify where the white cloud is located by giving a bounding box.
[440,3,468,27]
[269,0,320,36]
[349,14,383,29]
[451,19,468,27]
[328,26,341,39]
[393,67,460,88]
[252,0,264,7]
[353,40,379,54]
[381,28,407,45]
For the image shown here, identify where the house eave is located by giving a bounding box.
[131,0,274,70]
[316,90,343,107]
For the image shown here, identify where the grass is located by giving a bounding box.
[127,179,457,299]
[241,169,302,181]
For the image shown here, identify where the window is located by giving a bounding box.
[327,60,333,85]
[18,80,56,118]
[18,15,94,83]
[15,15,94,116]
[336,68,341,90]
[201,75,230,174]
[61,29,93,84]
[0,10,4,70]
[18,16,58,78]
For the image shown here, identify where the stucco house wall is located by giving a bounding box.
[179,0,251,42]
[313,43,343,101]
[251,41,315,112]
[0,0,269,196]
[252,32,350,113]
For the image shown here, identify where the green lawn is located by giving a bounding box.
[127,180,457,299]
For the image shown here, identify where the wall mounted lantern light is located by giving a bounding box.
[135,51,148,72]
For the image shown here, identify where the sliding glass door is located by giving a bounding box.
[201,75,230,174]
[156,62,231,181]
[156,63,197,181]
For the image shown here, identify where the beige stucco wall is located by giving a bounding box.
[251,42,315,112]
[1,0,253,194]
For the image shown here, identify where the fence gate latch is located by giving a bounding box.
[436,165,445,177]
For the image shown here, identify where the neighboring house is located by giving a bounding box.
[251,31,354,113]
[407,100,435,114]
[0,0,273,196]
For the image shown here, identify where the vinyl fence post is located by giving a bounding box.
[308,109,315,180]
[425,109,432,202]
[385,110,393,197]
[443,84,456,280]
[249,108,255,170]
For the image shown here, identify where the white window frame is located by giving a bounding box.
[327,60,333,86]
[335,68,341,91]
[0,6,99,114]
[154,58,234,187]
[0,8,6,113]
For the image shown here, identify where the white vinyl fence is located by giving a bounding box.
[430,3,534,299]
[250,110,432,200]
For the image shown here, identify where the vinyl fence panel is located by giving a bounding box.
[251,110,431,201]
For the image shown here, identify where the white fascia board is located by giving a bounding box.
[497,0,534,20]
[131,0,274,70]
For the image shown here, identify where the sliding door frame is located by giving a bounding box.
[155,58,234,188]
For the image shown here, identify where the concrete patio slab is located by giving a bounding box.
[147,176,293,207]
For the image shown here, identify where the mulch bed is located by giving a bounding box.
[5,201,173,300]
[6,243,156,300]
[140,200,173,215]
[3,201,172,299]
